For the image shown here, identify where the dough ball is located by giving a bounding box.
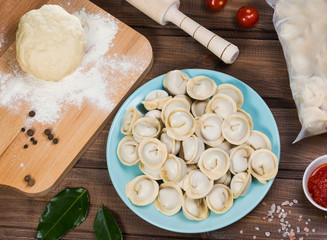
[16,5,86,81]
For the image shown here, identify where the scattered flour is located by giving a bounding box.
[0,9,147,125]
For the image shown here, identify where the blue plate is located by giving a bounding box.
[106,69,280,233]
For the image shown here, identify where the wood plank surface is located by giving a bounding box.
[1,0,327,239]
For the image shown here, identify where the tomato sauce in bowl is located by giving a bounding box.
[307,163,327,208]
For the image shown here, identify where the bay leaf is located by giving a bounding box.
[94,204,122,240]
[36,187,90,240]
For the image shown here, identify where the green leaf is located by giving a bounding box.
[94,204,122,240]
[36,187,90,240]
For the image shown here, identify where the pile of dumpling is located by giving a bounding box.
[117,70,278,221]
[273,0,327,141]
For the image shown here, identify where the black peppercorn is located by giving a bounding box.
[32,140,37,145]
[21,127,25,132]
[27,129,34,136]
[24,175,30,182]
[28,111,35,117]
[28,179,35,186]
[44,129,51,135]
[23,144,28,149]
[30,137,34,142]
[53,138,59,144]
[48,134,54,140]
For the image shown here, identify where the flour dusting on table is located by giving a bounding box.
[0,9,146,125]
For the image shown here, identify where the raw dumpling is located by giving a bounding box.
[144,109,164,128]
[222,114,250,145]
[300,76,327,108]
[160,154,187,183]
[165,108,196,141]
[182,193,209,221]
[205,94,237,119]
[229,144,254,174]
[215,84,244,108]
[215,140,233,153]
[161,98,191,123]
[138,138,167,170]
[121,107,142,135]
[206,184,233,214]
[186,76,217,100]
[139,162,162,180]
[125,175,159,206]
[163,70,190,95]
[215,171,231,186]
[176,164,198,191]
[195,113,224,147]
[248,149,278,184]
[117,135,139,166]
[300,107,327,134]
[132,117,161,143]
[142,90,171,110]
[154,183,184,216]
[183,170,214,199]
[230,171,252,198]
[174,94,193,106]
[236,109,254,130]
[198,148,230,180]
[191,100,209,118]
[160,128,181,155]
[179,135,205,164]
[246,130,272,150]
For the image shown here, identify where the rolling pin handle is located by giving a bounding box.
[165,5,239,64]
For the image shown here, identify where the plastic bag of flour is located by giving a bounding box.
[267,0,327,142]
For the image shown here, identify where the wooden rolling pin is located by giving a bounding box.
[126,0,239,64]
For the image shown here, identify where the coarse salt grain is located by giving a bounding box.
[265,232,270,237]
[299,237,304,240]
[281,201,289,206]
[304,227,309,232]
[271,203,276,212]
[297,227,300,233]
[0,9,146,125]
[240,230,243,234]
[312,228,316,232]
[255,227,260,231]
[253,236,256,239]
[293,199,298,204]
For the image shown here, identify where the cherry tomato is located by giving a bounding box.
[236,6,259,28]
[206,0,227,11]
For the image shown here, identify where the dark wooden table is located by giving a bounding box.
[1,0,327,239]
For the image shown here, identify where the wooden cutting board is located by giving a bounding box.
[0,0,153,196]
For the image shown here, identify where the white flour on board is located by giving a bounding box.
[0,9,147,125]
